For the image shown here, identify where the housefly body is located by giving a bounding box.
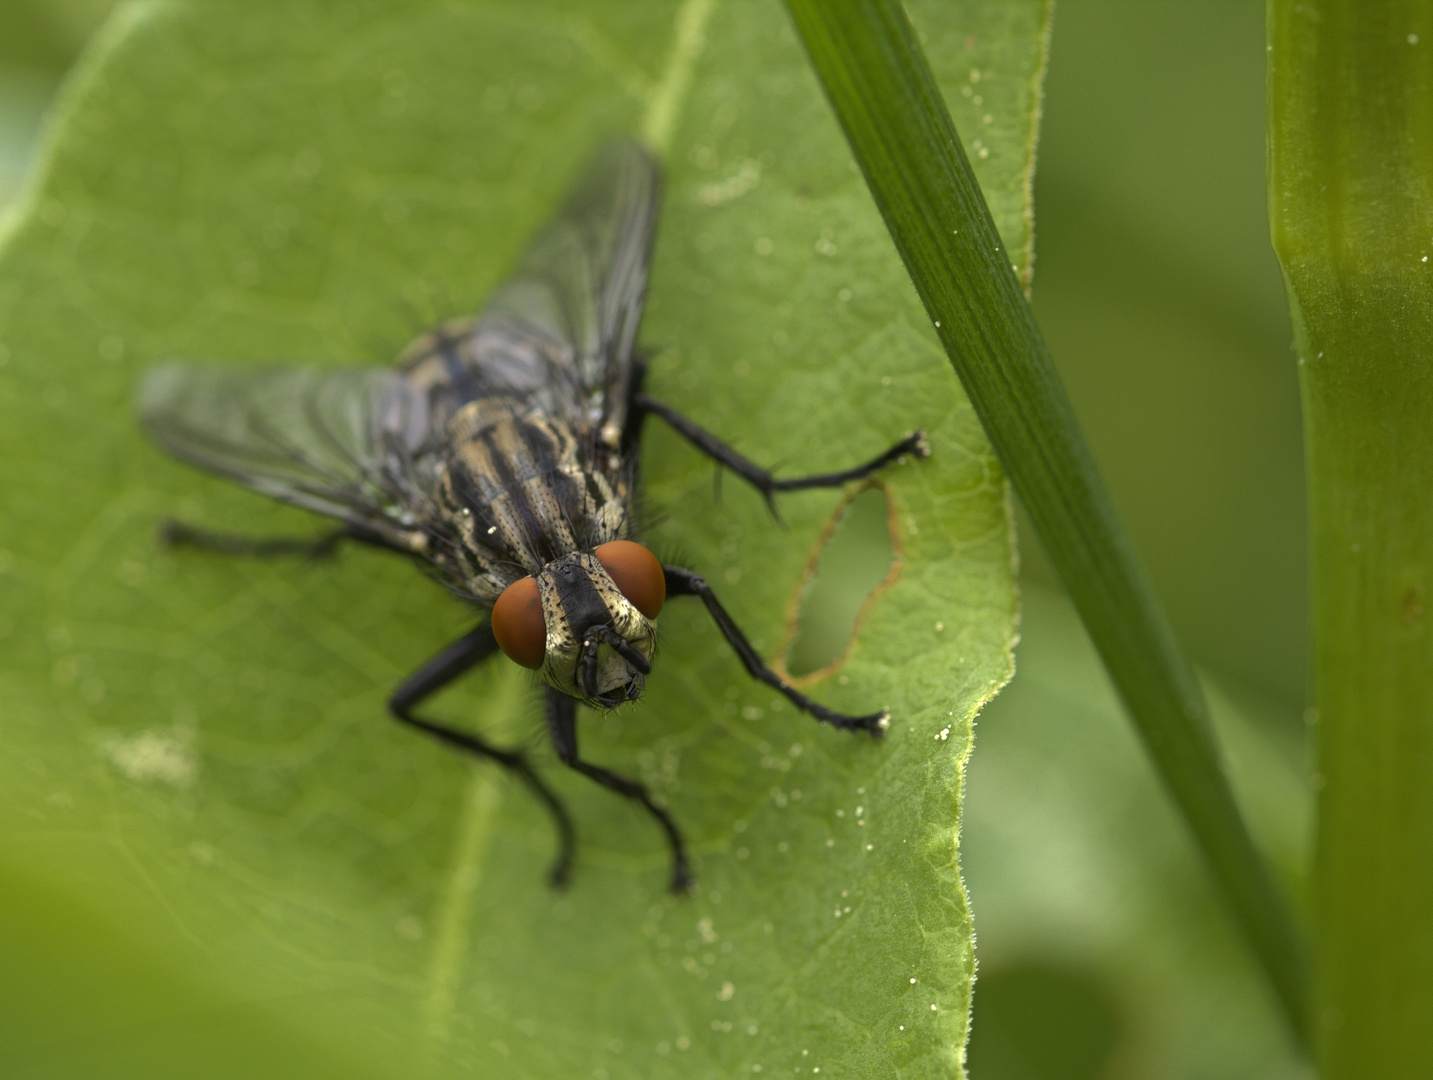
[140,140,928,892]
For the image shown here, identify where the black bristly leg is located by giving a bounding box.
[545,690,693,894]
[633,392,928,516]
[663,565,889,737]
[390,625,577,889]
[160,519,409,558]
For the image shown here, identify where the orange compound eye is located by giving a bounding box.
[594,541,665,618]
[492,576,546,669]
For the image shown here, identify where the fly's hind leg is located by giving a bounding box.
[633,392,928,516]
[160,519,417,559]
[546,690,693,894]
[391,625,577,888]
[663,564,888,737]
[159,519,351,558]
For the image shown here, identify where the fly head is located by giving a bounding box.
[491,543,665,708]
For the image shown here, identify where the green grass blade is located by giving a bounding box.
[1268,3,1433,1074]
[786,0,1311,1044]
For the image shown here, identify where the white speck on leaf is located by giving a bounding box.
[103,726,196,789]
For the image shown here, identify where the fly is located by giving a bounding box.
[139,139,928,892]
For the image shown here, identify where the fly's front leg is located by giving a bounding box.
[160,519,408,558]
[633,392,928,515]
[546,691,693,894]
[663,565,889,737]
[390,625,577,888]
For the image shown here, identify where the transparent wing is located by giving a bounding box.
[138,364,438,547]
[406,139,661,438]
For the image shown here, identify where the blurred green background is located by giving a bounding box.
[0,3,1310,1078]
[0,3,109,208]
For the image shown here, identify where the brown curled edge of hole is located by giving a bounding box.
[774,480,904,686]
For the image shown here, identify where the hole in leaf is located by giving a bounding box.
[966,962,1123,1080]
[784,486,896,678]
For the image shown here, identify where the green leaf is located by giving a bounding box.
[1269,3,1433,1074]
[784,0,1311,1045]
[0,3,1038,1076]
